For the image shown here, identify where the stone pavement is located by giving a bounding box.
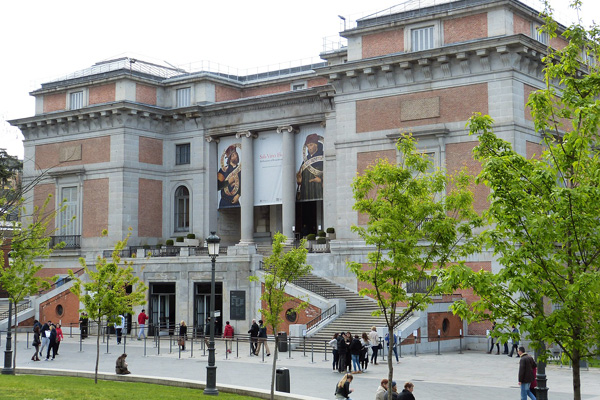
[7,334,600,400]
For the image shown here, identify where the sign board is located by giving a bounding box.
[230,290,246,320]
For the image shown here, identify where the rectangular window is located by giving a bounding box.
[292,82,307,91]
[411,26,434,51]
[176,87,191,107]
[534,25,548,45]
[69,91,84,110]
[60,186,79,236]
[176,143,191,165]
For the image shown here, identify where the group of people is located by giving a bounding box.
[329,327,401,374]
[247,319,271,356]
[335,374,416,400]
[488,323,521,357]
[32,319,63,361]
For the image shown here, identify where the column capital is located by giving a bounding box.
[276,125,299,134]
[205,136,220,143]
[235,130,257,139]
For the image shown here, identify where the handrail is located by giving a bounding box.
[37,267,85,296]
[290,278,336,299]
[306,304,337,333]
[0,300,31,321]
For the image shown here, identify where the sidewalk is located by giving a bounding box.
[8,334,600,400]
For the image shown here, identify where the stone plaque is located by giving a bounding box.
[401,97,440,121]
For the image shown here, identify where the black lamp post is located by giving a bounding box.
[204,231,220,395]
[535,341,548,400]
[2,301,14,375]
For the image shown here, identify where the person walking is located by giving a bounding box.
[335,373,354,400]
[115,314,125,345]
[349,334,362,373]
[329,333,339,372]
[137,309,149,340]
[55,323,64,356]
[79,313,88,339]
[383,380,399,400]
[254,319,270,356]
[518,346,537,400]
[488,322,500,354]
[375,378,389,400]
[31,325,41,362]
[360,332,370,371]
[46,324,57,360]
[508,325,520,357]
[397,382,416,400]
[337,331,348,373]
[385,331,400,363]
[248,319,259,355]
[223,320,234,353]
[40,320,51,357]
[178,320,187,351]
[368,326,380,365]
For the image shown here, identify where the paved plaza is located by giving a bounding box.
[6,334,600,400]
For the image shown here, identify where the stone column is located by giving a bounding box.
[205,136,219,236]
[236,131,256,245]
[277,125,297,242]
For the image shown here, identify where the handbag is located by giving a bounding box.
[178,338,185,346]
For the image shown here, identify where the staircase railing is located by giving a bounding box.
[0,300,31,321]
[37,267,85,296]
[291,278,337,299]
[306,304,337,333]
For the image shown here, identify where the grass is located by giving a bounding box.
[0,375,261,400]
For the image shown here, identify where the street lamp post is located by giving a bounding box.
[535,341,549,400]
[2,301,14,375]
[204,231,221,395]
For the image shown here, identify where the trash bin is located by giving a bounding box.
[278,332,288,352]
[276,367,290,392]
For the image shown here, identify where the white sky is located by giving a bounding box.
[1,0,597,159]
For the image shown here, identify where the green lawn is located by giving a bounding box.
[0,375,261,400]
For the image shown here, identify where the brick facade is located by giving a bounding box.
[33,183,56,233]
[89,83,116,105]
[526,140,543,159]
[35,136,111,170]
[260,284,321,334]
[443,13,487,44]
[356,150,397,225]
[362,29,404,59]
[43,92,66,113]
[138,178,163,237]
[83,178,109,238]
[139,136,163,165]
[427,311,462,340]
[356,83,488,133]
[39,289,80,328]
[215,85,242,102]
[136,84,157,105]
[513,13,530,36]
[445,141,488,214]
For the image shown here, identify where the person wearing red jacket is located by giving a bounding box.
[223,321,234,353]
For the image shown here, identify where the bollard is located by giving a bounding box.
[261,340,265,362]
[80,331,83,352]
[179,341,181,359]
[459,330,463,354]
[413,330,418,357]
[324,340,328,362]
[310,343,315,364]
[437,330,441,355]
[288,336,292,359]
[106,333,110,354]
[190,333,194,358]
[303,336,306,357]
[235,337,239,359]
[158,335,161,355]
[144,335,147,357]
[123,334,127,354]
[169,335,173,354]
[399,333,402,358]
[381,338,386,362]
[69,324,72,338]
[27,331,30,349]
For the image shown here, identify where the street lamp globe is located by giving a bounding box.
[206,231,220,257]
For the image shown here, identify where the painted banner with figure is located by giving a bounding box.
[217,136,242,209]
[295,124,324,202]
[254,130,283,206]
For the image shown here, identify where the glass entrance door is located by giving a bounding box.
[149,283,176,335]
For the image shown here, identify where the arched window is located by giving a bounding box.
[174,186,190,232]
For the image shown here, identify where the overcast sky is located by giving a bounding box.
[1,0,596,159]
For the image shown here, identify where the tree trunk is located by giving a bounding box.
[95,321,101,384]
[270,334,279,400]
[387,323,394,400]
[12,322,18,368]
[572,348,581,400]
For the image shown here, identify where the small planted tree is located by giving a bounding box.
[252,232,311,400]
[69,229,146,383]
[348,134,480,393]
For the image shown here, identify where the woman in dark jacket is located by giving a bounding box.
[337,332,348,373]
[179,320,187,351]
[46,325,57,360]
[349,335,363,373]
[335,373,354,399]
[31,326,41,361]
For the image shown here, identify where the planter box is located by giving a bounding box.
[312,243,329,253]
[175,241,186,247]
[184,238,200,247]
[327,232,336,240]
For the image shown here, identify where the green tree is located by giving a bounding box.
[0,196,61,370]
[252,232,311,400]
[69,230,147,384]
[348,134,481,393]
[442,4,600,397]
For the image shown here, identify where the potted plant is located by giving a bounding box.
[326,227,336,240]
[175,236,186,247]
[317,230,326,238]
[306,233,316,250]
[184,233,200,247]
[166,239,174,246]
[314,236,328,252]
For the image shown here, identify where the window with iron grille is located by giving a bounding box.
[176,143,190,165]
[69,91,84,110]
[176,87,191,107]
[411,26,434,51]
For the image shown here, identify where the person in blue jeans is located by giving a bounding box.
[385,332,399,363]
[349,335,363,373]
[518,346,537,400]
[508,325,520,357]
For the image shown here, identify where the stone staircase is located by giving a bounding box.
[292,274,388,352]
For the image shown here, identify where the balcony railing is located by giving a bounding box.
[50,235,81,249]
[406,276,438,294]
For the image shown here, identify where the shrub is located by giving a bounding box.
[316,237,327,244]
[326,227,335,234]
[157,243,163,248]
[143,244,150,250]
[317,230,326,237]
[306,234,316,241]
[186,233,196,239]
[176,237,184,243]
[166,239,174,246]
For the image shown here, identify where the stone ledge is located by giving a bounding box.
[15,368,324,400]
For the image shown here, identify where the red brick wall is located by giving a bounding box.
[139,136,163,165]
[0,239,11,297]
[523,84,538,121]
[362,29,404,59]
[526,140,543,159]
[356,150,397,225]
[550,36,568,50]
[39,289,80,328]
[513,13,531,36]
[89,83,116,105]
[444,13,487,44]
[242,83,290,98]
[454,261,491,335]
[35,268,75,279]
[33,183,56,233]
[215,85,242,102]
[356,83,488,133]
[43,93,66,113]
[260,284,321,334]
[307,77,328,87]
[136,84,157,105]
[138,178,162,237]
[445,141,488,214]
[427,311,462,340]
[35,136,111,170]
[83,178,109,238]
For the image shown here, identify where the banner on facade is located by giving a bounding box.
[217,136,242,209]
[253,130,283,206]
[295,124,324,202]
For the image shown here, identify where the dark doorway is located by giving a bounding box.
[295,200,322,237]
[194,282,223,338]
[149,282,176,336]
